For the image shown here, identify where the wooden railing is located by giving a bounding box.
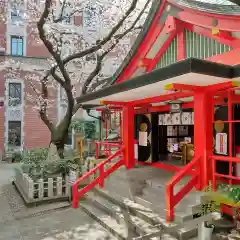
[95,141,122,159]
[210,155,240,191]
[72,147,124,208]
[165,155,201,222]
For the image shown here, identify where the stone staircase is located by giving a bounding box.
[78,165,220,240]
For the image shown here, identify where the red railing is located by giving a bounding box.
[72,147,124,208]
[95,141,122,159]
[166,155,201,222]
[211,155,240,191]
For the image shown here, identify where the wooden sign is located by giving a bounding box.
[215,133,227,155]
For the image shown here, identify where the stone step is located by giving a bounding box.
[93,187,189,239]
[80,200,128,240]
[176,212,221,240]
[93,187,221,240]
[86,191,122,223]
[93,187,176,229]
[86,191,162,236]
[141,187,203,223]
[103,179,204,224]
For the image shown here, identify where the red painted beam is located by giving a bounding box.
[131,91,193,106]
[164,83,203,92]
[96,107,122,111]
[205,81,239,93]
[177,28,185,61]
[174,4,240,32]
[165,82,240,94]
[147,23,178,71]
[134,97,240,114]
[183,23,234,47]
[142,58,152,67]
[100,100,129,106]
[134,101,194,114]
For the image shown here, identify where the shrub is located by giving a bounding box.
[20,147,80,180]
[12,151,23,162]
[21,148,48,165]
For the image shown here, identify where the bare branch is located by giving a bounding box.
[61,0,139,64]
[53,0,83,23]
[79,0,151,95]
[37,0,74,124]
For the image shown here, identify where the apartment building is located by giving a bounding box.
[0,1,130,153]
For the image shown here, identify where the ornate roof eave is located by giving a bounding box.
[227,0,240,6]
[85,0,240,92]
[173,0,240,15]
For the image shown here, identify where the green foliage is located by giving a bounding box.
[227,187,240,203]
[200,182,219,216]
[201,200,219,215]
[21,148,48,165]
[70,120,97,139]
[20,147,80,181]
[12,151,23,162]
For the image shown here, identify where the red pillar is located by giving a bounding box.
[122,105,135,169]
[194,91,213,190]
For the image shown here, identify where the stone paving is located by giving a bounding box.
[0,163,116,240]
[0,163,239,239]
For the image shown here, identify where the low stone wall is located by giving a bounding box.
[14,168,71,204]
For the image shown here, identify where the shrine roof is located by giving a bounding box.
[78,58,240,107]
[175,0,240,15]
[91,0,240,92]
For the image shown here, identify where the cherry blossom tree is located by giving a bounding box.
[0,0,151,158]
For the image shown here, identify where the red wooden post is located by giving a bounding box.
[99,164,104,188]
[228,90,233,185]
[194,91,213,190]
[120,111,122,140]
[122,105,135,169]
[166,184,174,222]
[72,184,79,208]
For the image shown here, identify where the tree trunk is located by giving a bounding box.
[47,117,71,160]
[46,142,61,162]
[53,138,66,158]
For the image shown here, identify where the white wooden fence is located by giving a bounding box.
[15,168,71,203]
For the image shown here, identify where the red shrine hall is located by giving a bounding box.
[72,0,240,222]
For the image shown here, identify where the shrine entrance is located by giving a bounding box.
[73,58,240,221]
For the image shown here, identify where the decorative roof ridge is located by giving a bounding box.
[174,0,240,15]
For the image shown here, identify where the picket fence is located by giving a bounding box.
[15,168,71,203]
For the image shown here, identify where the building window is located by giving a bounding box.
[10,8,24,25]
[8,82,22,106]
[59,1,71,24]
[84,5,98,30]
[8,121,21,147]
[11,36,23,56]
[61,15,71,24]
